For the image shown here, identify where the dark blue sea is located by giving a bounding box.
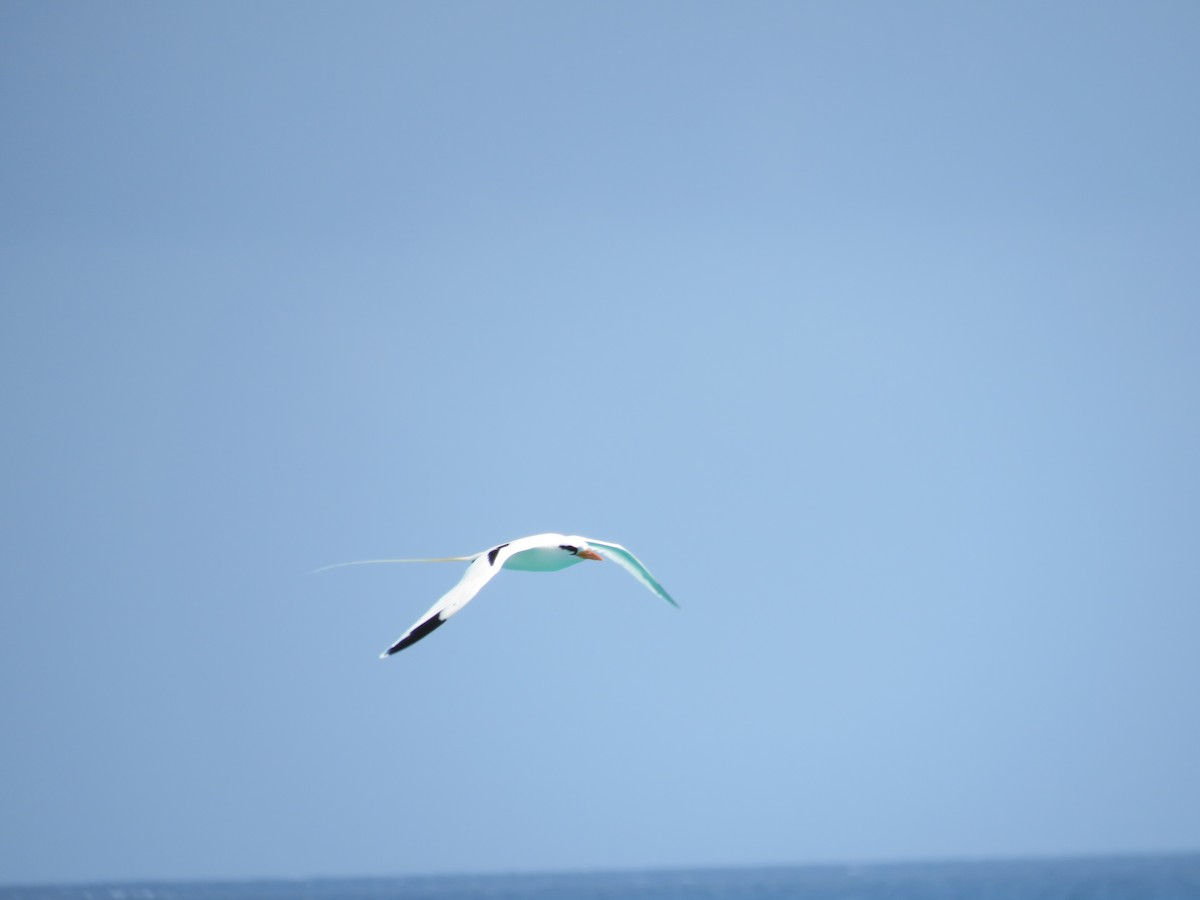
[5,856,1200,900]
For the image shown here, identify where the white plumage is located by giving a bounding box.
[320,532,677,657]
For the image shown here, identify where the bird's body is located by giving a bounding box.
[496,542,588,572]
[321,532,677,657]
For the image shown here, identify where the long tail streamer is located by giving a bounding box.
[310,556,475,575]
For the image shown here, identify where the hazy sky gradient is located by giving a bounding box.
[2,0,1199,885]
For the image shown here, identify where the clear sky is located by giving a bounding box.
[2,0,1198,886]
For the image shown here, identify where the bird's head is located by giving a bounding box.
[559,537,603,561]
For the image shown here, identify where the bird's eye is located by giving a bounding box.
[559,544,579,554]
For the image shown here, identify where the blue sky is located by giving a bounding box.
[2,0,1199,886]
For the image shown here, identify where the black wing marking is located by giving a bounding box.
[382,614,447,656]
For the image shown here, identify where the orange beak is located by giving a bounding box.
[578,549,603,561]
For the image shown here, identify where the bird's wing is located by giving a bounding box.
[583,538,678,608]
[380,541,521,657]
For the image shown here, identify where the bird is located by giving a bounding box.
[317,533,677,657]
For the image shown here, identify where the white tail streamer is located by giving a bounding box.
[310,556,475,575]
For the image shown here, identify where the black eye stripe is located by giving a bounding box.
[559,544,579,554]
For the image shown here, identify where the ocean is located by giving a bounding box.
[4,855,1200,900]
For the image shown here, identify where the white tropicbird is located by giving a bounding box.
[317,533,678,657]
